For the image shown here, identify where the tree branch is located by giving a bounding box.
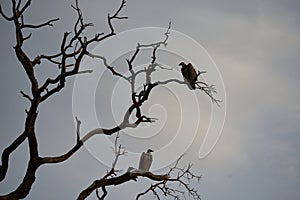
[136,155,202,200]
[77,170,170,200]
[20,90,32,101]
[88,52,129,80]
[21,18,59,29]
[0,131,27,182]
[90,0,127,43]
[17,0,31,18]
[0,4,14,21]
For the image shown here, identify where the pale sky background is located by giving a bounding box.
[1,0,300,200]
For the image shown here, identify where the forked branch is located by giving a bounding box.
[136,155,202,200]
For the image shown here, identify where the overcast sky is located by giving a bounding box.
[1,0,300,200]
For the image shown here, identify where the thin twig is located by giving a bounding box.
[21,18,59,29]
[20,90,32,101]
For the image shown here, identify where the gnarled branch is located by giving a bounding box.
[136,155,202,200]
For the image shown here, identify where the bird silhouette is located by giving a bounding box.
[138,149,153,171]
[179,62,198,90]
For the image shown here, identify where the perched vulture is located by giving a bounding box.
[138,149,153,171]
[179,62,198,90]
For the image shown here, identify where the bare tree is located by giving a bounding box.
[0,0,219,199]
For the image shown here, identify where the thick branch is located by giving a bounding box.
[0,131,27,182]
[0,158,41,199]
[77,171,169,200]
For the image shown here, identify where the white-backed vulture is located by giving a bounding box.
[138,149,153,171]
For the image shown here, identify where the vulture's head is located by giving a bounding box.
[179,62,186,67]
[147,149,154,153]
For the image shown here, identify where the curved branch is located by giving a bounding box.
[88,52,129,80]
[0,4,14,21]
[21,18,60,29]
[156,78,186,85]
[0,131,27,182]
[77,171,169,200]
[38,116,144,165]
[96,187,107,200]
[137,21,171,49]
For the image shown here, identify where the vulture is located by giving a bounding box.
[138,149,153,171]
[179,62,198,90]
